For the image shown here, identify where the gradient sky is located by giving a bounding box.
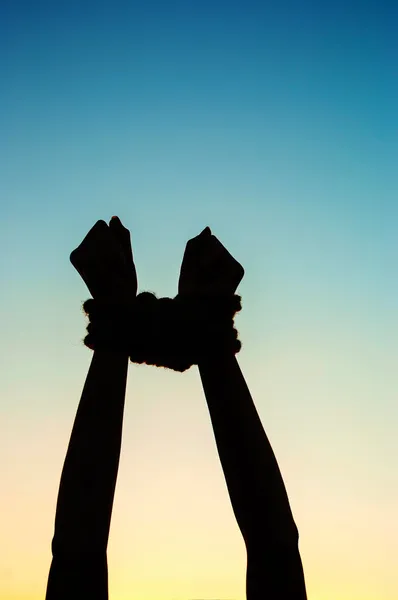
[1,1,398,599]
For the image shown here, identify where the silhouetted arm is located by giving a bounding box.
[198,352,307,600]
[46,349,129,600]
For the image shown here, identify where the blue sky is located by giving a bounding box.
[1,1,398,599]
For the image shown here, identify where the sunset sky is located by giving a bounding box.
[1,1,398,599]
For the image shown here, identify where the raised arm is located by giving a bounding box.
[179,228,307,600]
[46,350,129,600]
[198,354,306,599]
[46,218,136,600]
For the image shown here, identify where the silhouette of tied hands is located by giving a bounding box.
[70,217,137,302]
[69,221,242,364]
[178,227,244,296]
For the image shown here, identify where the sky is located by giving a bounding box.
[1,0,398,598]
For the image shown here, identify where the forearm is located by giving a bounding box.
[51,350,129,554]
[198,353,298,547]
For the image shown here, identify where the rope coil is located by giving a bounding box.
[83,292,242,372]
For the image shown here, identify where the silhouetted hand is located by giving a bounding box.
[178,227,244,296]
[70,217,137,302]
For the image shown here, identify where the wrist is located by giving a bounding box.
[83,293,242,372]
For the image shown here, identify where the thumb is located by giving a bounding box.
[109,215,134,265]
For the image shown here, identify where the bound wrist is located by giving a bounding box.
[82,292,242,372]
